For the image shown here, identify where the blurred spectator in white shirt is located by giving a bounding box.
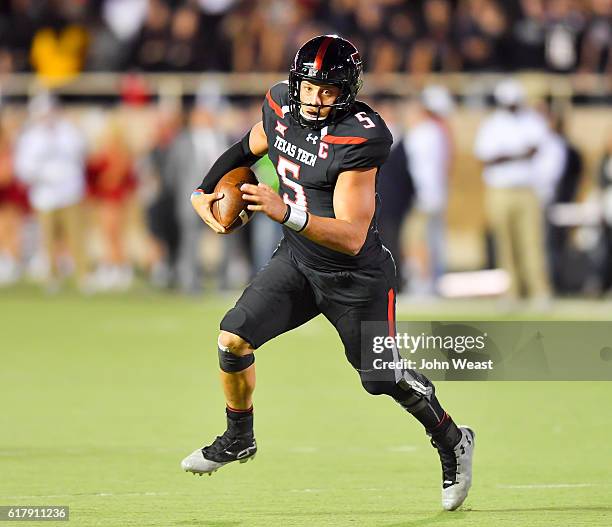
[405,85,454,295]
[544,0,585,73]
[103,0,148,42]
[194,0,236,15]
[533,119,567,207]
[14,93,88,291]
[474,79,551,303]
[88,0,148,71]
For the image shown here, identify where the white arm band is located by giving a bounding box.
[282,205,309,232]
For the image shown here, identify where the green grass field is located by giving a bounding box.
[1,288,611,526]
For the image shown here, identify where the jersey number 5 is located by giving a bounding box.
[277,156,308,212]
[355,111,375,129]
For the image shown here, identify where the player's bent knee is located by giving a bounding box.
[218,330,251,355]
[218,331,254,373]
[360,379,392,397]
[220,307,257,350]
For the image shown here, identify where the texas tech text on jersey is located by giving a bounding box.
[262,81,393,271]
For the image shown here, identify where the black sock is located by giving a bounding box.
[397,394,461,450]
[226,405,254,436]
[428,412,462,450]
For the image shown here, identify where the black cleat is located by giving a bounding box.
[181,429,257,475]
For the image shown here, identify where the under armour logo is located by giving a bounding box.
[306,133,318,144]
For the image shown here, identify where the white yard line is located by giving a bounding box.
[497,483,600,489]
[387,445,418,453]
[287,446,319,453]
[0,492,178,499]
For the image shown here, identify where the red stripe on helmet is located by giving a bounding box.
[313,37,333,71]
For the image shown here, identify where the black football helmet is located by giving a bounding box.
[288,35,363,129]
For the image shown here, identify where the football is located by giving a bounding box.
[212,167,258,233]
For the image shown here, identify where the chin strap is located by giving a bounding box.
[299,108,327,122]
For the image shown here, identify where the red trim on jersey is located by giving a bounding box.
[314,37,333,70]
[266,90,284,118]
[387,288,396,338]
[322,135,368,145]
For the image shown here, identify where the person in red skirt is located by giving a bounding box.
[0,121,29,285]
[86,126,137,291]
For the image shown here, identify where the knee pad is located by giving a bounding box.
[218,338,254,373]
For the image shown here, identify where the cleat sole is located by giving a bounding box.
[182,449,256,477]
[239,454,256,464]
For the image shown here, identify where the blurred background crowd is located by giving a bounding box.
[0,0,610,306]
[0,0,610,78]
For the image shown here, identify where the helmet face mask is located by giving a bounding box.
[288,35,363,130]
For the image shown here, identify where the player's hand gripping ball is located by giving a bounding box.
[240,181,288,223]
[191,167,258,234]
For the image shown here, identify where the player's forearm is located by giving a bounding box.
[300,215,367,256]
[197,131,261,193]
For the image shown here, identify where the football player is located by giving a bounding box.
[183,35,475,511]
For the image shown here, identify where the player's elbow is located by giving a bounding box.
[346,233,367,256]
[346,243,362,257]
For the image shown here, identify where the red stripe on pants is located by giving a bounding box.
[387,288,395,338]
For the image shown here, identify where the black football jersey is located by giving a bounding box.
[261,81,393,271]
